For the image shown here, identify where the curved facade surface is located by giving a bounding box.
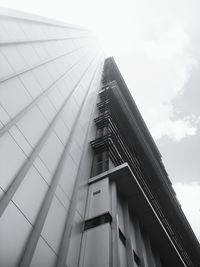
[0,8,200,267]
[0,8,104,267]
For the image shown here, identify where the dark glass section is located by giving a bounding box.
[133,250,140,266]
[118,228,126,246]
[84,212,112,231]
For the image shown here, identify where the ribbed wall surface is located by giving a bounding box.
[0,8,104,267]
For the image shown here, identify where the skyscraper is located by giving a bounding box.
[0,8,200,267]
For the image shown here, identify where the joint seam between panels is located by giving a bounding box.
[0,35,92,47]
[55,58,104,267]
[0,11,89,31]
[0,48,92,138]
[18,52,102,267]
[0,52,99,218]
[0,43,86,84]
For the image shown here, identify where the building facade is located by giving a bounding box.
[0,8,200,267]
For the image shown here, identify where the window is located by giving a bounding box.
[118,228,126,246]
[93,190,101,196]
[133,250,140,266]
[84,212,112,231]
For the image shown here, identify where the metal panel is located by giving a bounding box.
[87,178,110,219]
[41,196,68,253]
[12,166,49,223]
[82,224,111,267]
[30,237,57,267]
[0,202,32,266]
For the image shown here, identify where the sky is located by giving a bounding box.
[0,0,200,241]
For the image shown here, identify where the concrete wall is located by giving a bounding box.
[0,8,104,267]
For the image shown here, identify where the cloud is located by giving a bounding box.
[152,118,197,141]
[115,23,198,141]
[173,182,200,241]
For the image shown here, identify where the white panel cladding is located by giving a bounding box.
[39,132,64,174]
[41,196,68,253]
[1,45,28,72]
[45,61,61,80]
[0,8,103,267]
[37,96,57,123]
[0,104,10,127]
[0,202,32,267]
[33,157,52,185]
[31,42,51,61]
[55,185,70,210]
[19,70,43,98]
[74,60,104,218]
[53,117,70,145]
[17,43,41,67]
[19,22,47,41]
[69,139,82,164]
[66,211,83,267]
[57,75,74,98]
[60,98,77,129]
[0,19,27,41]
[44,41,61,58]
[12,166,49,224]
[58,153,78,199]
[48,86,65,110]
[30,237,57,267]
[87,178,110,219]
[32,65,53,91]
[9,125,32,155]
[17,106,49,147]
[74,143,94,218]
[82,224,110,267]
[0,77,32,118]
[0,132,26,191]
[0,50,14,79]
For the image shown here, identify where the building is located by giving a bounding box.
[0,8,200,267]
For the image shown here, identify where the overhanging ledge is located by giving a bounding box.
[89,163,187,267]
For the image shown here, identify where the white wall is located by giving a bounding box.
[0,9,104,267]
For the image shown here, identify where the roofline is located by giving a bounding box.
[0,6,89,31]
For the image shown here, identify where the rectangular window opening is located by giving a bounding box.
[133,250,140,266]
[93,190,101,196]
[118,228,126,246]
[84,212,112,231]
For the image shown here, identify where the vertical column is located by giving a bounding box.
[110,181,120,267]
[143,234,156,267]
[133,218,145,267]
[124,203,134,267]
[79,177,112,267]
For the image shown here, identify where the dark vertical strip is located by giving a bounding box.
[18,53,101,267]
[144,234,156,267]
[0,52,98,218]
[55,58,104,267]
[110,181,120,267]
[123,203,135,267]
[134,218,145,267]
